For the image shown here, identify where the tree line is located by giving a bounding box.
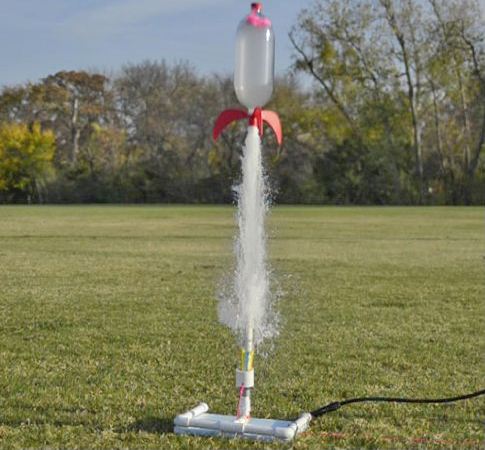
[0,0,484,205]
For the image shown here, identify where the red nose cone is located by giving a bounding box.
[251,2,262,13]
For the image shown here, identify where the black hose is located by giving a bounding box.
[311,388,485,417]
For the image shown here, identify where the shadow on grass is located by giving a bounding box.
[125,416,174,434]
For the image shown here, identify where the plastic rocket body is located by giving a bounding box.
[213,3,282,146]
[234,3,274,111]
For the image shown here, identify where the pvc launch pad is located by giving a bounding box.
[174,403,312,442]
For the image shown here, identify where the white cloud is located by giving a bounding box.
[61,0,228,39]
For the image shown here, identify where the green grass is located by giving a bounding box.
[0,205,483,449]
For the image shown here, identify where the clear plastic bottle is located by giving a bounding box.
[234,3,275,111]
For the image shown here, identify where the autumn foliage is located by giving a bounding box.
[0,123,55,203]
[0,0,484,204]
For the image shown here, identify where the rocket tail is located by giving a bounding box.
[213,108,283,146]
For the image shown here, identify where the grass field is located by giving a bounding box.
[0,205,483,449]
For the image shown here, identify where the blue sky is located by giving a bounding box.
[0,0,311,87]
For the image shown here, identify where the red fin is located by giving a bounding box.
[213,109,248,140]
[262,110,283,146]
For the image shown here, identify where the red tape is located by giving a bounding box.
[236,383,245,418]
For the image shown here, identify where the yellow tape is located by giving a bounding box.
[240,349,254,371]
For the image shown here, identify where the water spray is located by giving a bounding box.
[174,2,311,442]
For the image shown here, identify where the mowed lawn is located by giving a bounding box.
[0,205,483,449]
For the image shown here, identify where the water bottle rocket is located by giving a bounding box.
[213,2,283,146]
[215,1,278,424]
[173,4,311,441]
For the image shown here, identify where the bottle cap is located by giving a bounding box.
[247,2,271,27]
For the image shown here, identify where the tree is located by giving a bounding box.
[38,71,111,168]
[0,123,55,203]
[290,0,485,204]
[290,0,416,203]
[115,60,239,202]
